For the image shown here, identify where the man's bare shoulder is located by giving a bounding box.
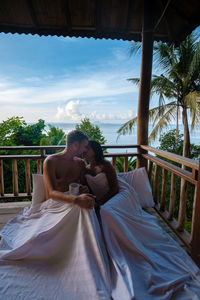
[74,157,86,167]
[44,152,63,165]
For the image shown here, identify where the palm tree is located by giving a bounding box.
[118,33,200,158]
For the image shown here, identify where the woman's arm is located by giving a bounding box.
[96,160,119,206]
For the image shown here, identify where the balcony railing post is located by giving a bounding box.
[148,161,153,185]
[153,164,160,204]
[37,159,42,174]
[160,169,168,211]
[12,159,18,196]
[25,159,31,195]
[124,156,128,172]
[0,159,4,196]
[177,179,187,232]
[168,173,176,220]
[191,161,200,267]
[112,157,116,169]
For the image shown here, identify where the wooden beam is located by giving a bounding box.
[137,0,153,168]
[26,0,39,27]
[63,0,72,31]
[95,0,101,32]
[141,145,199,170]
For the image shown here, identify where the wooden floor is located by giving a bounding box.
[0,202,187,253]
[0,201,31,231]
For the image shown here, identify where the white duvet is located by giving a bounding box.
[0,178,200,300]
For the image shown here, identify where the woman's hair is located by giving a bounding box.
[89,140,104,163]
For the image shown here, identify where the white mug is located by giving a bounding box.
[69,183,80,196]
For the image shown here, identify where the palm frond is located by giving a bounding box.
[129,41,142,57]
[153,42,177,74]
[185,92,200,130]
[149,106,177,143]
[148,101,176,125]
[117,116,138,140]
[151,75,177,99]
[127,78,140,86]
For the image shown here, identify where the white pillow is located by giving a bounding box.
[32,174,46,207]
[118,168,154,208]
[85,173,109,201]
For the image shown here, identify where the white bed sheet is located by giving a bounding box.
[0,178,200,300]
[101,178,200,300]
[0,199,111,300]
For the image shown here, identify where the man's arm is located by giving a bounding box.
[43,157,95,209]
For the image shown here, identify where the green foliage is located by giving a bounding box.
[76,118,106,144]
[13,119,46,146]
[40,125,66,146]
[115,156,136,173]
[119,33,200,158]
[159,129,200,159]
[159,129,183,155]
[0,116,26,146]
[0,118,66,201]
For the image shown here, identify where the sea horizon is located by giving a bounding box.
[45,122,200,153]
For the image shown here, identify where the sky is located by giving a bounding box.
[0,33,146,124]
[0,28,199,125]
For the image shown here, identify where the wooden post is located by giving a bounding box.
[112,157,116,169]
[191,161,200,267]
[177,179,187,232]
[37,159,42,174]
[137,0,153,169]
[124,156,128,172]
[153,164,160,204]
[148,161,153,184]
[12,159,18,196]
[25,159,31,195]
[160,169,168,211]
[168,173,176,220]
[0,159,4,196]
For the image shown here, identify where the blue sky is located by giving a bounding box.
[0,33,145,124]
[0,28,199,125]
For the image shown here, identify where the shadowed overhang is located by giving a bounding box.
[0,0,200,45]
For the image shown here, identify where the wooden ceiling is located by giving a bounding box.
[0,0,200,44]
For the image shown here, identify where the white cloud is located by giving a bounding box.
[55,100,135,122]
[0,56,139,123]
[56,100,84,121]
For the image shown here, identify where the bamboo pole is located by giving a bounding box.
[137,0,153,168]
[124,156,128,172]
[0,159,4,196]
[177,179,187,232]
[160,169,168,211]
[153,164,160,204]
[112,157,116,169]
[37,159,42,174]
[12,159,18,196]
[168,173,176,220]
[25,159,31,195]
[148,161,153,185]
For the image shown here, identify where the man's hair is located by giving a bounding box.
[67,130,88,146]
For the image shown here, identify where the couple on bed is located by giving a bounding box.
[1,130,200,300]
[43,129,118,210]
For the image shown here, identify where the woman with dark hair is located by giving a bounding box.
[84,140,119,206]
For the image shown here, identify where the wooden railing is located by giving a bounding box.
[0,145,139,199]
[141,145,200,266]
[0,144,200,266]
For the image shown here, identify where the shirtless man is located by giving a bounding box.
[43,130,95,209]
